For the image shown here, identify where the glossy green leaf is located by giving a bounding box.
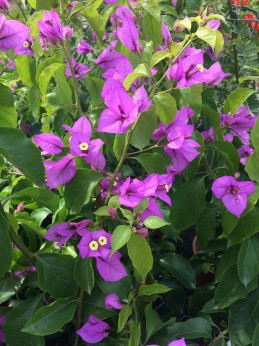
[214,264,257,308]
[123,64,150,91]
[223,88,256,115]
[118,305,132,332]
[86,77,105,108]
[215,30,224,57]
[114,133,126,160]
[167,317,212,339]
[196,27,216,49]
[0,83,17,127]
[143,14,163,48]
[237,234,259,287]
[215,245,239,283]
[207,140,240,174]
[154,93,177,125]
[196,204,218,247]
[228,208,259,246]
[129,321,141,346]
[130,106,157,150]
[22,297,77,336]
[0,213,12,277]
[16,55,37,87]
[252,323,259,346]
[245,151,259,182]
[150,51,170,67]
[39,63,64,94]
[143,216,170,229]
[138,283,171,296]
[64,168,103,214]
[0,128,45,186]
[81,8,105,43]
[127,233,153,280]
[170,177,206,231]
[133,152,167,174]
[12,187,59,213]
[142,0,161,27]
[73,256,95,294]
[111,225,132,256]
[180,84,202,115]
[36,253,78,299]
[4,295,44,346]
[174,18,191,31]
[0,276,24,304]
[251,118,259,153]
[160,253,196,289]
[144,304,164,342]
[28,86,41,120]
[229,287,259,345]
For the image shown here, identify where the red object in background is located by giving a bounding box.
[232,0,240,5]
[241,0,250,5]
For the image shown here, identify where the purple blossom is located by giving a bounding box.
[66,57,89,80]
[238,145,254,166]
[17,203,24,213]
[96,251,127,281]
[0,15,31,51]
[66,1,82,16]
[117,15,142,53]
[207,62,231,87]
[33,133,63,155]
[206,19,220,31]
[38,10,63,46]
[95,46,125,69]
[77,230,112,259]
[211,176,254,217]
[43,154,76,189]
[162,21,172,45]
[100,173,123,200]
[76,315,110,344]
[144,173,173,205]
[62,115,92,138]
[169,339,187,346]
[105,293,123,309]
[0,0,9,10]
[119,177,146,207]
[97,82,138,133]
[14,36,34,55]
[44,222,79,247]
[0,316,6,344]
[201,126,214,142]
[206,35,226,61]
[0,57,15,68]
[63,25,73,40]
[14,266,36,277]
[141,197,164,222]
[133,85,151,113]
[76,39,93,54]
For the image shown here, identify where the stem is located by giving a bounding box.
[9,227,35,265]
[104,117,142,205]
[208,329,228,346]
[127,144,159,157]
[227,0,239,83]
[59,0,83,118]
[74,289,84,346]
[201,156,216,181]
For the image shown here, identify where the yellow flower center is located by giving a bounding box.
[23,41,29,48]
[113,181,117,186]
[89,240,98,250]
[79,142,89,151]
[98,236,107,246]
[197,64,204,72]
[165,184,169,192]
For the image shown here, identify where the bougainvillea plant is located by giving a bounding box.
[0,0,258,345]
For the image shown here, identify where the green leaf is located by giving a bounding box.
[215,245,239,283]
[180,83,202,115]
[154,93,177,125]
[143,216,170,229]
[143,14,163,48]
[138,283,171,296]
[0,276,24,304]
[144,304,164,342]
[120,208,134,223]
[223,88,256,115]
[36,253,78,299]
[196,204,218,247]
[142,0,161,27]
[123,64,150,91]
[133,152,167,174]
[237,234,259,287]
[0,213,12,277]
[251,118,259,153]
[229,287,259,346]
[245,151,259,182]
[170,177,206,231]
[22,297,77,336]
[214,264,257,309]
[174,18,191,31]
[202,105,220,134]
[94,206,111,216]
[167,317,212,339]
[129,321,141,346]
[4,295,44,346]
[215,30,224,58]
[253,323,259,346]
[0,128,45,186]
[39,63,65,94]
[160,253,196,289]
[130,105,157,150]
[86,77,105,108]
[150,51,170,67]
[111,225,132,256]
[81,8,105,44]
[73,256,95,294]
[114,133,126,160]
[118,305,132,332]
[16,55,37,87]
[64,168,103,214]
[127,233,153,280]
[0,83,17,127]
[28,86,41,120]
[196,27,216,49]
[207,141,240,174]
[12,187,59,213]
[228,208,259,246]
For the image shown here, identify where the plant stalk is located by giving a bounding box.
[74,289,84,346]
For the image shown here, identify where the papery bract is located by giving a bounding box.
[96,251,128,281]
[77,230,112,259]
[105,293,123,309]
[133,85,151,113]
[43,222,78,247]
[33,133,63,155]
[211,176,254,217]
[66,56,89,80]
[76,315,110,344]
[117,15,142,53]
[238,145,254,166]
[141,197,164,222]
[76,39,93,54]
[207,62,231,87]
[38,9,63,46]
[119,177,146,207]
[14,36,34,55]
